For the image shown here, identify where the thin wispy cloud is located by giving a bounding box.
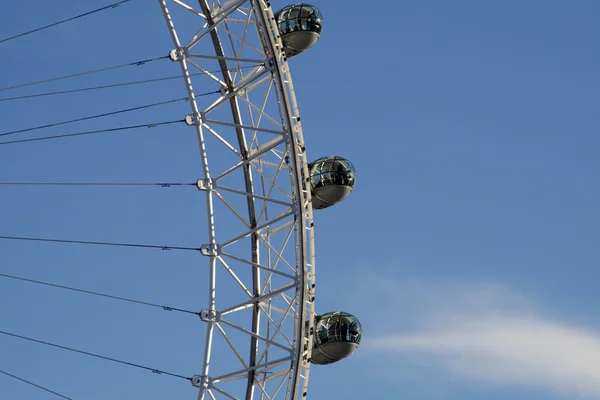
[364,277,600,398]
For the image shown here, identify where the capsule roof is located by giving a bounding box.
[309,156,356,190]
[316,311,363,342]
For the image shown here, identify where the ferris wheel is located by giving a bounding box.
[0,1,361,399]
[156,1,362,398]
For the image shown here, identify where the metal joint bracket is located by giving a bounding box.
[199,243,222,256]
[196,179,206,191]
[264,58,275,71]
[191,374,212,389]
[196,178,216,191]
[219,85,229,96]
[185,113,203,126]
[199,309,220,322]
[169,47,189,61]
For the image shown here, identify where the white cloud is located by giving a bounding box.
[364,277,600,398]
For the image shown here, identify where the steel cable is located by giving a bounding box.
[0,1,132,45]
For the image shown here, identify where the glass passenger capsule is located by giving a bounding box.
[274,4,323,57]
[311,312,362,365]
[308,156,356,210]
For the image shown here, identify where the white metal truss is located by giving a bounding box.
[158,1,316,399]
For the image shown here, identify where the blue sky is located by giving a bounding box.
[1,1,599,399]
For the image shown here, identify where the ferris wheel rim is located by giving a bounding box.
[157,1,316,399]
